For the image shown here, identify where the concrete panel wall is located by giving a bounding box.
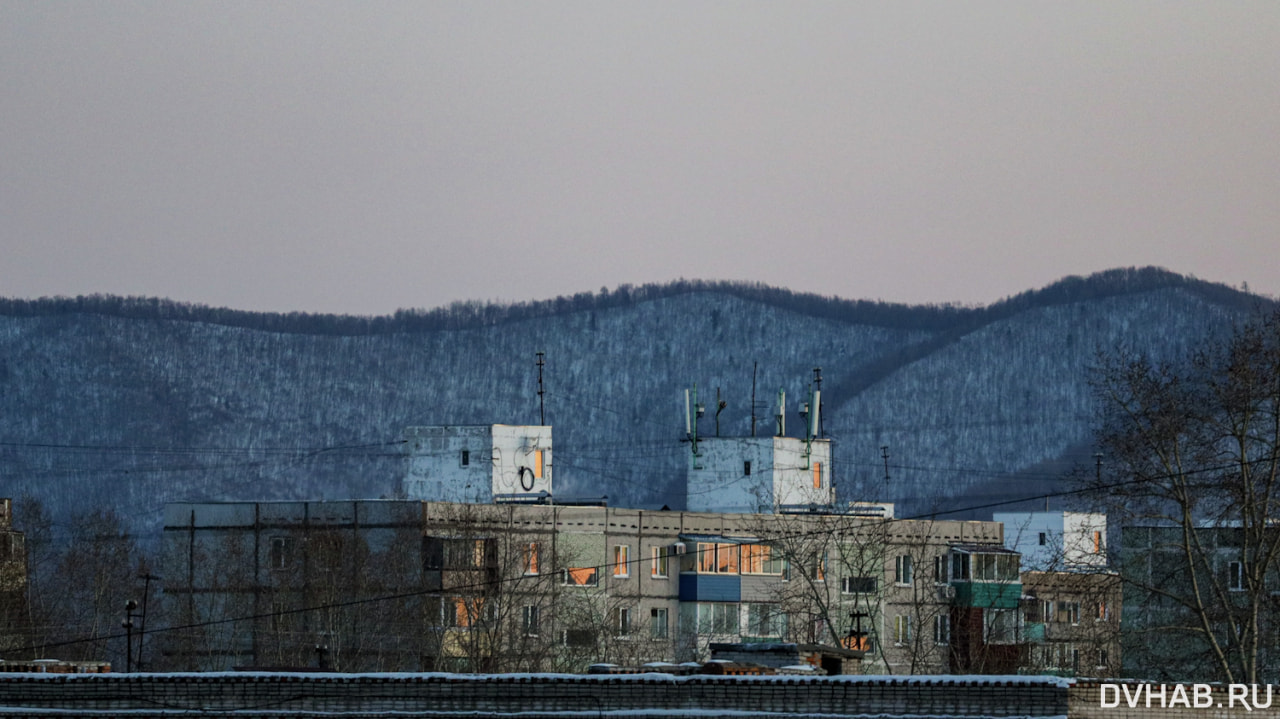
[0,672,1073,718]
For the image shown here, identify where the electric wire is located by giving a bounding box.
[8,456,1262,658]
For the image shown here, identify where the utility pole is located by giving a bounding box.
[536,352,546,425]
[138,572,160,671]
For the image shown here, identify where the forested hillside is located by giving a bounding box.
[0,267,1267,541]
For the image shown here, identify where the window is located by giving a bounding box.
[451,597,488,628]
[460,449,470,466]
[933,555,947,584]
[985,608,1020,644]
[1098,649,1109,668]
[895,555,914,585]
[1093,531,1103,554]
[842,576,877,594]
[718,544,739,574]
[933,614,951,645]
[746,603,787,638]
[533,449,544,479]
[562,628,597,648]
[1056,601,1081,625]
[697,543,740,574]
[1038,600,1054,623]
[1038,532,1047,546]
[811,552,826,582]
[270,537,294,570]
[1095,601,1108,621]
[813,461,823,489]
[743,461,751,476]
[650,608,669,639]
[651,546,669,578]
[971,553,1018,581]
[951,553,970,581]
[613,545,630,578]
[427,538,491,570]
[522,542,539,575]
[697,603,740,635]
[1229,560,1244,591]
[562,567,598,587]
[741,544,783,575]
[893,615,911,645]
[612,606,632,637]
[522,605,540,636]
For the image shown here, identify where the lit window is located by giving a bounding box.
[651,546,669,578]
[697,543,740,574]
[1093,531,1103,554]
[563,567,598,587]
[452,597,487,628]
[613,545,630,578]
[522,542,539,575]
[741,544,776,575]
[813,462,823,489]
[533,449,544,479]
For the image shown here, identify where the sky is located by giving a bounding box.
[2,2,1278,316]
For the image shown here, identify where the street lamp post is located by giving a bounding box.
[122,600,139,673]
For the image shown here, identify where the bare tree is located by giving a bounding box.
[1092,309,1280,683]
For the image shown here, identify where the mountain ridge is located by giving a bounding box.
[1,267,1271,541]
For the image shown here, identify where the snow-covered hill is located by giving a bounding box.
[0,267,1265,540]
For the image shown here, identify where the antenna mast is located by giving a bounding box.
[536,352,546,425]
[813,367,824,438]
[880,446,891,496]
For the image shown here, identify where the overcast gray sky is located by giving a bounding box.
[3,2,1277,315]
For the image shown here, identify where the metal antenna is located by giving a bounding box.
[536,352,546,425]
[880,446,891,492]
[813,367,824,438]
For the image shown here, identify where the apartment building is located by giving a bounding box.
[160,499,1018,674]
[0,499,28,655]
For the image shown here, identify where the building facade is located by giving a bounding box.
[160,500,1017,674]
[0,499,28,656]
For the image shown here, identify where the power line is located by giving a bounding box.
[11,456,1259,657]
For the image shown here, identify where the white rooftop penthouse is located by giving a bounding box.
[993,511,1108,571]
[683,385,835,514]
[403,424,552,504]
